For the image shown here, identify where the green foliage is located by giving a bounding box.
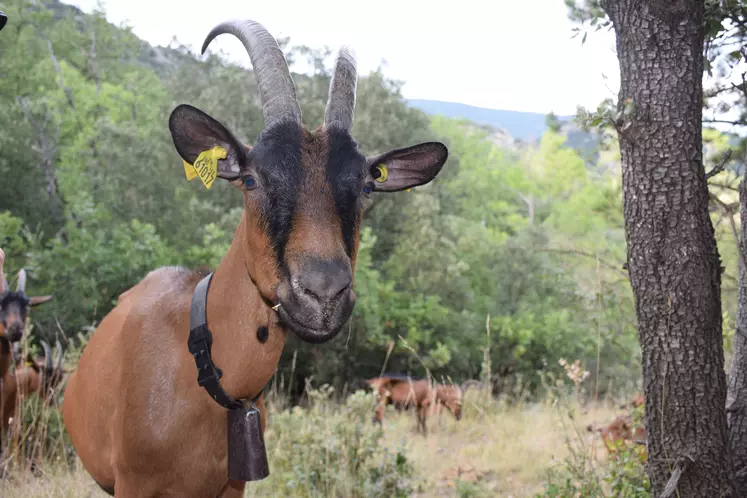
[1,0,645,406]
[260,387,416,497]
[31,218,172,332]
[537,378,649,498]
[539,442,650,498]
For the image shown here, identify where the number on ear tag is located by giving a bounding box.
[183,146,227,189]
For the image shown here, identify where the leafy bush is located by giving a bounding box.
[261,386,416,497]
[540,441,649,498]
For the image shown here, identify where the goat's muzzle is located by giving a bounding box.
[276,257,355,344]
[5,322,23,342]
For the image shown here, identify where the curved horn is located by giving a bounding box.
[41,340,53,374]
[324,47,358,131]
[55,339,63,372]
[201,20,301,128]
[0,247,6,293]
[17,268,26,292]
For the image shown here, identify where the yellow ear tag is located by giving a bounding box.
[182,146,227,190]
[375,164,388,183]
[26,360,34,367]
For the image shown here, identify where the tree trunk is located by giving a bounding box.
[728,178,747,494]
[601,0,733,495]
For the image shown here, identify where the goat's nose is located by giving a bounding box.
[296,259,351,302]
[7,325,23,342]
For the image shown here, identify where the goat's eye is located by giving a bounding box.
[243,175,258,190]
[362,183,373,195]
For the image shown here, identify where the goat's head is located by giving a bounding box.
[436,380,481,421]
[0,251,54,343]
[168,20,447,344]
[436,384,464,421]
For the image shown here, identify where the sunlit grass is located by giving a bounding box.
[0,387,626,497]
[378,391,620,497]
[0,462,110,498]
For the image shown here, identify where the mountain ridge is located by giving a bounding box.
[407,99,574,142]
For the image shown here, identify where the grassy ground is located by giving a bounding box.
[0,391,624,498]
[379,398,620,497]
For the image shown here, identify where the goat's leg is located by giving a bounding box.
[374,403,385,424]
[219,480,246,497]
[417,404,428,436]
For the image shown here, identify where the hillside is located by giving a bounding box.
[407,99,574,142]
[407,99,603,165]
[43,0,595,158]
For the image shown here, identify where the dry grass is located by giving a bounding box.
[0,463,110,498]
[378,393,621,497]
[0,391,625,497]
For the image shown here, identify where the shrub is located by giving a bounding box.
[261,385,416,497]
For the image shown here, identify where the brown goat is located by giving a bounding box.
[0,248,54,454]
[618,393,645,410]
[367,375,434,434]
[587,415,647,459]
[2,341,65,444]
[61,19,448,497]
[367,376,479,434]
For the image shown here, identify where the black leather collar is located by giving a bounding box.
[188,272,263,410]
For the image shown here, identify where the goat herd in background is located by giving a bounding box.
[0,16,647,496]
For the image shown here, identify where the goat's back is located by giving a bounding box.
[62,266,203,493]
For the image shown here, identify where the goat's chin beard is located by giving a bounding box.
[275,304,347,344]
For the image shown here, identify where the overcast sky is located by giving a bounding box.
[66,0,621,116]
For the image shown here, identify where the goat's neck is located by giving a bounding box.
[0,341,11,380]
[203,214,285,401]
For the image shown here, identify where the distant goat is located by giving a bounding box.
[587,415,646,458]
[2,341,65,440]
[619,393,644,410]
[366,375,479,434]
[366,375,433,433]
[0,248,54,453]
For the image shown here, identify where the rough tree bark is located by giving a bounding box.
[728,178,747,494]
[601,0,734,494]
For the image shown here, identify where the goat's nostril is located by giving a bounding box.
[296,259,352,303]
[300,276,350,302]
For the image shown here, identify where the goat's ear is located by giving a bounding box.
[30,295,53,307]
[168,104,247,181]
[365,142,448,192]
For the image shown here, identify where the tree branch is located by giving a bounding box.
[705,150,733,179]
[48,39,75,112]
[659,456,692,498]
[710,192,747,270]
[704,118,747,126]
[539,248,629,279]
